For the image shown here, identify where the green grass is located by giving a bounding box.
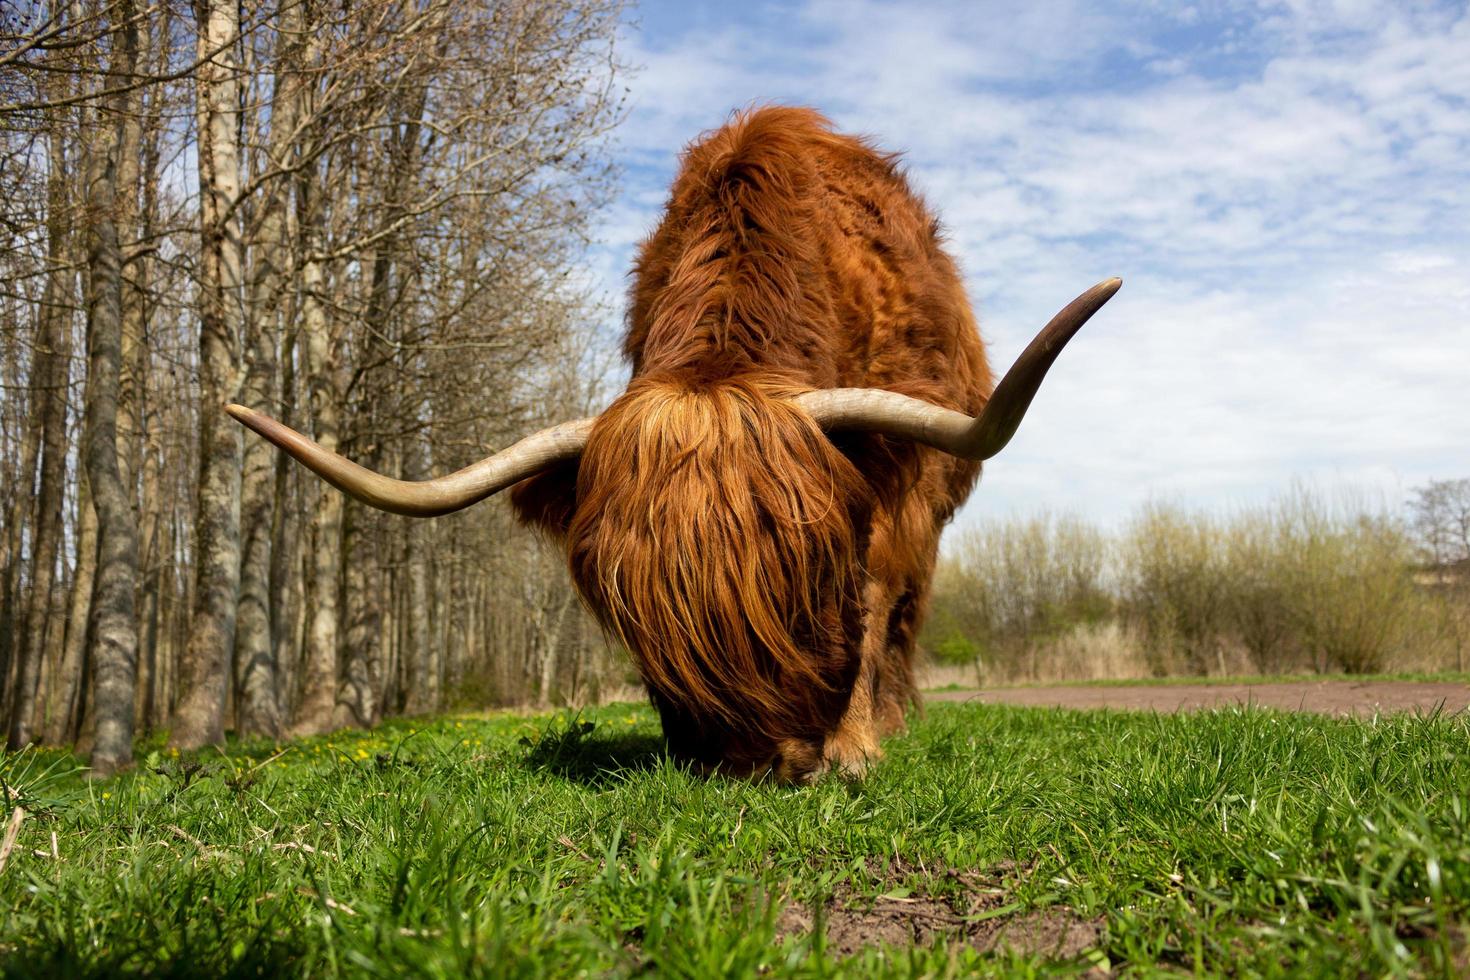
[925,670,1470,691]
[3,701,1469,976]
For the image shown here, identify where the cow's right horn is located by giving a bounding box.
[226,405,593,518]
[794,278,1120,460]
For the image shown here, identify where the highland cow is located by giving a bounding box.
[229,107,1120,782]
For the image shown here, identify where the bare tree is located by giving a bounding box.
[1410,479,1470,570]
[1409,478,1470,670]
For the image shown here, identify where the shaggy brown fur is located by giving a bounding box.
[512,107,992,781]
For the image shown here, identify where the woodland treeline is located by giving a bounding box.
[0,0,627,774]
[923,480,1470,685]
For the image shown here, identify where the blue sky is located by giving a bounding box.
[586,0,1470,529]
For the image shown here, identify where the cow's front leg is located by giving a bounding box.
[822,581,885,777]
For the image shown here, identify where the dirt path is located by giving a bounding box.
[926,680,1470,716]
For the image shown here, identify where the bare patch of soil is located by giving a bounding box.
[776,858,1104,964]
[927,680,1470,716]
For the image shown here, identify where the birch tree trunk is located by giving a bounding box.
[172,0,245,748]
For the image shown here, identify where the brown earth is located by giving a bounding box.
[925,679,1470,715]
[775,858,1105,967]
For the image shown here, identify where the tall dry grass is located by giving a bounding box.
[924,486,1465,684]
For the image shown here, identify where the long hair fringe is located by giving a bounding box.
[566,377,872,744]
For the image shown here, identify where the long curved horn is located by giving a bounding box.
[225,405,593,518]
[793,278,1121,460]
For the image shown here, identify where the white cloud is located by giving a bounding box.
[589,0,1470,524]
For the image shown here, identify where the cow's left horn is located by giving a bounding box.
[794,278,1121,460]
[225,405,593,517]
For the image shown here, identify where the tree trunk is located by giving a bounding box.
[290,182,343,736]
[233,0,304,739]
[46,467,98,745]
[172,0,245,749]
[114,36,146,524]
[269,363,302,724]
[234,401,281,738]
[402,445,437,715]
[116,18,152,732]
[82,0,143,777]
[0,364,43,735]
[336,495,382,729]
[7,106,77,749]
[129,0,171,736]
[537,593,575,708]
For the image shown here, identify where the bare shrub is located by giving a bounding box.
[1121,503,1230,675]
[1274,488,1418,674]
[1219,508,1300,672]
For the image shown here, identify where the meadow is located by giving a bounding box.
[3,699,1468,977]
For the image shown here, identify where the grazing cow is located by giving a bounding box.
[229,107,1119,782]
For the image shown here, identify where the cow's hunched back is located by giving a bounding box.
[229,107,1120,782]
